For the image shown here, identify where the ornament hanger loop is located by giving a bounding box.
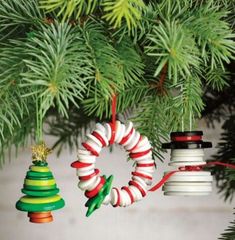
[110,93,117,145]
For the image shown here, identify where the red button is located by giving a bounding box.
[132,171,153,180]
[79,169,100,181]
[128,136,142,152]
[92,131,106,147]
[130,149,151,159]
[137,162,155,167]
[172,135,202,142]
[82,142,99,157]
[120,128,134,145]
[113,187,121,207]
[129,180,146,197]
[85,177,105,199]
[71,161,92,169]
[122,186,134,204]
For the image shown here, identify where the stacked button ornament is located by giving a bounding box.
[16,143,65,223]
[162,131,213,196]
[71,121,155,216]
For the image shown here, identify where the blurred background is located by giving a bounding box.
[0,120,234,240]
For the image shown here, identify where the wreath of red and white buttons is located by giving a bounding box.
[71,121,155,215]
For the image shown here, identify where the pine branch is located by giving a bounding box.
[155,63,168,94]
[83,81,150,119]
[45,106,94,156]
[203,70,235,125]
[112,3,159,43]
[209,116,235,202]
[203,68,235,202]
[132,95,172,161]
[146,20,200,84]
[0,0,44,36]
[102,0,146,31]
[215,0,235,27]
[115,36,144,85]
[0,40,32,142]
[204,67,230,91]
[219,210,235,240]
[0,102,36,157]
[40,0,98,21]
[82,20,126,96]
[186,1,235,70]
[82,21,145,118]
[172,74,204,130]
[20,22,93,118]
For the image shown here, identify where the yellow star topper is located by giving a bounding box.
[31,142,52,162]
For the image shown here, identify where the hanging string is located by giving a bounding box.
[35,96,43,144]
[205,161,235,169]
[180,84,185,132]
[189,110,192,132]
[149,161,235,192]
[109,94,117,145]
[148,170,179,192]
[112,94,117,128]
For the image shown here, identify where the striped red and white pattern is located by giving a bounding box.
[163,149,213,196]
[71,121,155,208]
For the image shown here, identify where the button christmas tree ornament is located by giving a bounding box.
[16,143,65,223]
[71,121,156,216]
[162,131,213,196]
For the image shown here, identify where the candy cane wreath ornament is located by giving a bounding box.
[71,121,155,216]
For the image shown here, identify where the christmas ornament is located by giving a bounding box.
[71,121,155,216]
[162,131,213,196]
[16,143,65,223]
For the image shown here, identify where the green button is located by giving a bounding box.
[22,188,59,197]
[16,198,65,212]
[23,184,57,191]
[26,171,53,178]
